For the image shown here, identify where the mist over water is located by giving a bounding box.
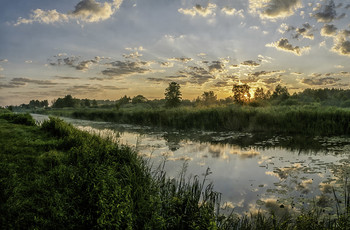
[32,114,350,216]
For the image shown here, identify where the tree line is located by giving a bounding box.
[8,82,350,110]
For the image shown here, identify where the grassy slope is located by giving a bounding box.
[0,113,221,229]
[1,112,350,229]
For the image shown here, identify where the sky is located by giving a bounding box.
[0,0,350,106]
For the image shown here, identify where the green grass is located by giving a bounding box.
[1,113,350,229]
[38,105,350,136]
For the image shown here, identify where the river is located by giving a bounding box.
[32,113,350,216]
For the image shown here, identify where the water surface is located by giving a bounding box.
[32,114,350,216]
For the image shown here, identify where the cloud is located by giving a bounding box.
[123,51,142,59]
[332,30,350,57]
[178,3,217,17]
[241,60,260,66]
[0,66,3,72]
[15,9,69,25]
[221,7,245,18]
[249,0,302,19]
[279,23,314,40]
[301,76,341,86]
[266,38,310,56]
[278,23,295,33]
[25,60,33,63]
[312,0,337,23]
[160,62,174,68]
[101,60,151,77]
[75,60,95,71]
[168,57,193,63]
[15,0,123,25]
[241,69,283,83]
[0,59,8,63]
[49,55,99,71]
[321,24,337,37]
[67,84,127,94]
[293,23,314,40]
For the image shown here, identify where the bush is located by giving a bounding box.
[0,113,35,126]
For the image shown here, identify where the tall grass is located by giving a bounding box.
[60,105,350,135]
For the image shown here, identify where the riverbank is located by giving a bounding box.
[36,105,350,136]
[1,112,350,229]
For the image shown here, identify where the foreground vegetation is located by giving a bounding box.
[1,111,350,229]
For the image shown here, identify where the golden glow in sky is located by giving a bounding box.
[0,0,350,106]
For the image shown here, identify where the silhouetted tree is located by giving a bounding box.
[82,99,90,107]
[201,91,217,106]
[92,99,98,107]
[165,82,182,108]
[254,87,265,100]
[118,95,131,105]
[272,84,289,100]
[52,95,77,108]
[232,84,251,105]
[132,95,147,104]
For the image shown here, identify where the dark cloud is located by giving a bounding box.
[346,4,350,9]
[75,60,95,71]
[50,56,100,71]
[213,81,230,87]
[301,77,341,86]
[249,70,282,77]
[241,60,260,66]
[263,0,301,18]
[178,3,216,17]
[293,23,314,40]
[250,0,302,19]
[241,76,259,84]
[160,62,174,68]
[101,61,151,77]
[67,83,127,94]
[54,76,80,80]
[321,24,337,37]
[332,31,350,56]
[267,38,310,55]
[262,77,281,84]
[181,66,215,85]
[0,83,22,89]
[11,77,57,86]
[333,40,350,56]
[313,0,337,23]
[208,61,225,73]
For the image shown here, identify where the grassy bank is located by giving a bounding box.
[38,105,350,136]
[1,112,350,229]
